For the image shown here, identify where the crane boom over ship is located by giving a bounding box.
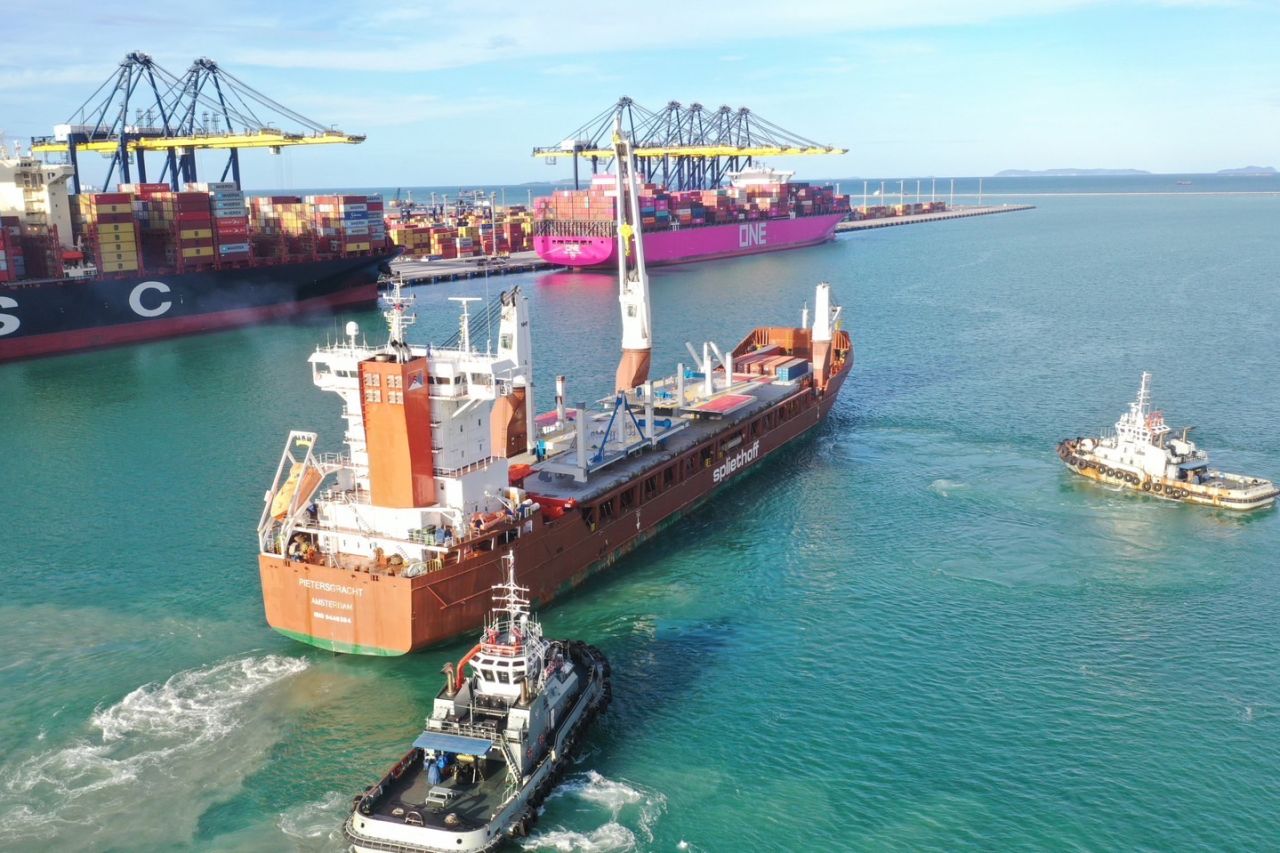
[613,115,652,392]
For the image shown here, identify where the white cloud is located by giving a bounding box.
[224,0,1120,73]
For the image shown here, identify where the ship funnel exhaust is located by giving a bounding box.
[442,661,458,697]
[813,282,832,343]
[612,113,652,392]
[811,282,835,390]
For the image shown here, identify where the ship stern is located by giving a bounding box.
[258,554,415,655]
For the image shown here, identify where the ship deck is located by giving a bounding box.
[523,377,802,504]
[369,758,508,832]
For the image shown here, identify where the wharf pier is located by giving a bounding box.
[836,204,1034,233]
[389,205,1033,285]
[392,251,554,284]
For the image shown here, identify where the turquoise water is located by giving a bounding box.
[2,188,1278,851]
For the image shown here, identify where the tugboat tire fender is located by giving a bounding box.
[1141,481,1151,491]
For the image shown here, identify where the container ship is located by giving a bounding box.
[255,123,854,655]
[532,166,850,268]
[0,152,395,362]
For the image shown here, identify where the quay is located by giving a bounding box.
[392,251,555,283]
[836,204,1034,233]
[388,205,1035,284]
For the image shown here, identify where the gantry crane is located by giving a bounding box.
[533,97,846,190]
[30,52,365,194]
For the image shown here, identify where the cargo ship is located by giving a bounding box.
[0,152,395,362]
[532,166,849,268]
[255,122,854,655]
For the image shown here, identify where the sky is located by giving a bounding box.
[1,0,1276,189]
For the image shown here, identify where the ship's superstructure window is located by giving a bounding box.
[365,389,381,403]
[364,373,380,387]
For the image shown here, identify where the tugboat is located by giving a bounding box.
[1058,372,1278,511]
[343,552,611,852]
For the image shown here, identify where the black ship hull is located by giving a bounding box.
[0,253,393,362]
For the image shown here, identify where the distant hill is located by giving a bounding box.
[1216,166,1276,176]
[995,168,1151,177]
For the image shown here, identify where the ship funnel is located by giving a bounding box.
[442,661,458,697]
[811,282,834,391]
[612,112,653,392]
[813,282,832,343]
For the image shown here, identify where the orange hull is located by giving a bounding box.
[259,329,852,654]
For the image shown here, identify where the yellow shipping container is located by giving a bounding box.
[180,228,213,239]
[99,260,139,273]
[89,203,132,215]
[96,222,136,235]
[345,242,370,252]
[181,246,215,259]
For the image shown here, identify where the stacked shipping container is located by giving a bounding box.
[83,192,141,273]
[311,195,384,254]
[14,188,394,283]
[533,175,850,234]
[387,206,534,258]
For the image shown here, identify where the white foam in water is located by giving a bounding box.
[523,822,638,852]
[930,478,969,497]
[0,654,308,850]
[278,790,350,841]
[524,770,667,852]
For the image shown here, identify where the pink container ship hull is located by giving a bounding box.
[535,212,844,268]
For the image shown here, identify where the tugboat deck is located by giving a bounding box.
[370,759,507,832]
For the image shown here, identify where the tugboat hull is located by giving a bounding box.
[343,643,610,852]
[1057,439,1278,511]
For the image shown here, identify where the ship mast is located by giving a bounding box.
[612,113,652,392]
[382,273,416,362]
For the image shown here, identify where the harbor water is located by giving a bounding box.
[2,179,1278,850]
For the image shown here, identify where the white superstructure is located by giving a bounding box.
[0,149,76,248]
[1059,372,1278,510]
[258,276,538,573]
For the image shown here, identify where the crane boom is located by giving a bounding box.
[613,114,652,393]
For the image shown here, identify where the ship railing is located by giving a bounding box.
[315,452,352,469]
[319,485,372,505]
[438,717,503,741]
[532,219,617,238]
[496,731,523,787]
[433,456,496,478]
